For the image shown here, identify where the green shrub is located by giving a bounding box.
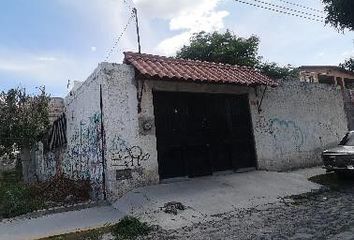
[111,216,151,240]
[0,182,44,218]
[1,169,22,184]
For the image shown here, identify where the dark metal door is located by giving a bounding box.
[153,91,256,180]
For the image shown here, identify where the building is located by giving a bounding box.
[32,52,348,201]
[299,65,354,89]
[48,97,65,125]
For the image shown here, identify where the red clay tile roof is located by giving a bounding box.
[123,52,277,86]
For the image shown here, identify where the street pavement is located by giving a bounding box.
[141,176,354,239]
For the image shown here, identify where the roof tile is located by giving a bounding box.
[124,52,277,87]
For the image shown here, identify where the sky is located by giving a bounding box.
[0,0,353,97]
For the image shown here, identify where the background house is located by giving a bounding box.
[299,65,354,89]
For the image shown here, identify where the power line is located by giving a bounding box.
[104,11,135,61]
[122,0,134,11]
[249,0,325,20]
[233,0,324,23]
[275,0,325,13]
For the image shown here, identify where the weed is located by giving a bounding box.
[111,216,152,240]
[0,182,44,218]
[39,217,152,240]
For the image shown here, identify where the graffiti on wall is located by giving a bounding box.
[109,135,150,168]
[41,151,57,179]
[269,118,305,155]
[64,112,104,199]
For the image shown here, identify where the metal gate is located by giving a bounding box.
[153,91,256,179]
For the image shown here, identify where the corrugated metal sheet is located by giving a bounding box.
[48,113,67,150]
[124,52,277,86]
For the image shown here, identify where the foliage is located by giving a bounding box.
[111,216,152,240]
[0,87,50,156]
[176,30,294,79]
[176,30,261,67]
[339,58,354,72]
[258,62,298,80]
[0,172,90,218]
[322,0,354,31]
[0,181,44,218]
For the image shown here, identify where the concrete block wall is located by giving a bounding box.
[250,80,348,171]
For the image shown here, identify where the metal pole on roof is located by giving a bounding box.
[133,7,141,53]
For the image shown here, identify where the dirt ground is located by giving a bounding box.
[139,173,354,240]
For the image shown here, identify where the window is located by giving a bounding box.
[318,75,335,85]
[339,132,354,146]
[344,78,354,89]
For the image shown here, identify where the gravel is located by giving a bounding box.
[140,180,354,240]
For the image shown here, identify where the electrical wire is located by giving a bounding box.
[104,11,135,61]
[233,0,325,23]
[122,0,134,11]
[275,0,325,13]
[249,0,325,20]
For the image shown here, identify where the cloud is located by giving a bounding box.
[134,0,229,56]
[341,50,354,59]
[0,47,96,95]
[157,32,191,56]
[36,57,57,62]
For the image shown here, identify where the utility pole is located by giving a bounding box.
[132,7,141,53]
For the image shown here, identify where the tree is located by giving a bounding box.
[340,58,354,72]
[176,30,261,67]
[176,30,295,79]
[322,0,354,31]
[258,62,297,80]
[0,87,50,157]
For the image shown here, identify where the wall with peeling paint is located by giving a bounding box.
[250,80,348,171]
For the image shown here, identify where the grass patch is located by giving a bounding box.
[0,181,45,218]
[111,216,152,240]
[38,216,152,240]
[0,170,45,218]
[0,171,91,219]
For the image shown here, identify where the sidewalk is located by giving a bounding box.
[0,167,325,240]
[114,167,324,230]
[0,206,124,240]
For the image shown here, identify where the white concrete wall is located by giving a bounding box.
[100,64,159,200]
[64,65,106,199]
[250,80,348,171]
[63,63,159,201]
[57,63,349,201]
